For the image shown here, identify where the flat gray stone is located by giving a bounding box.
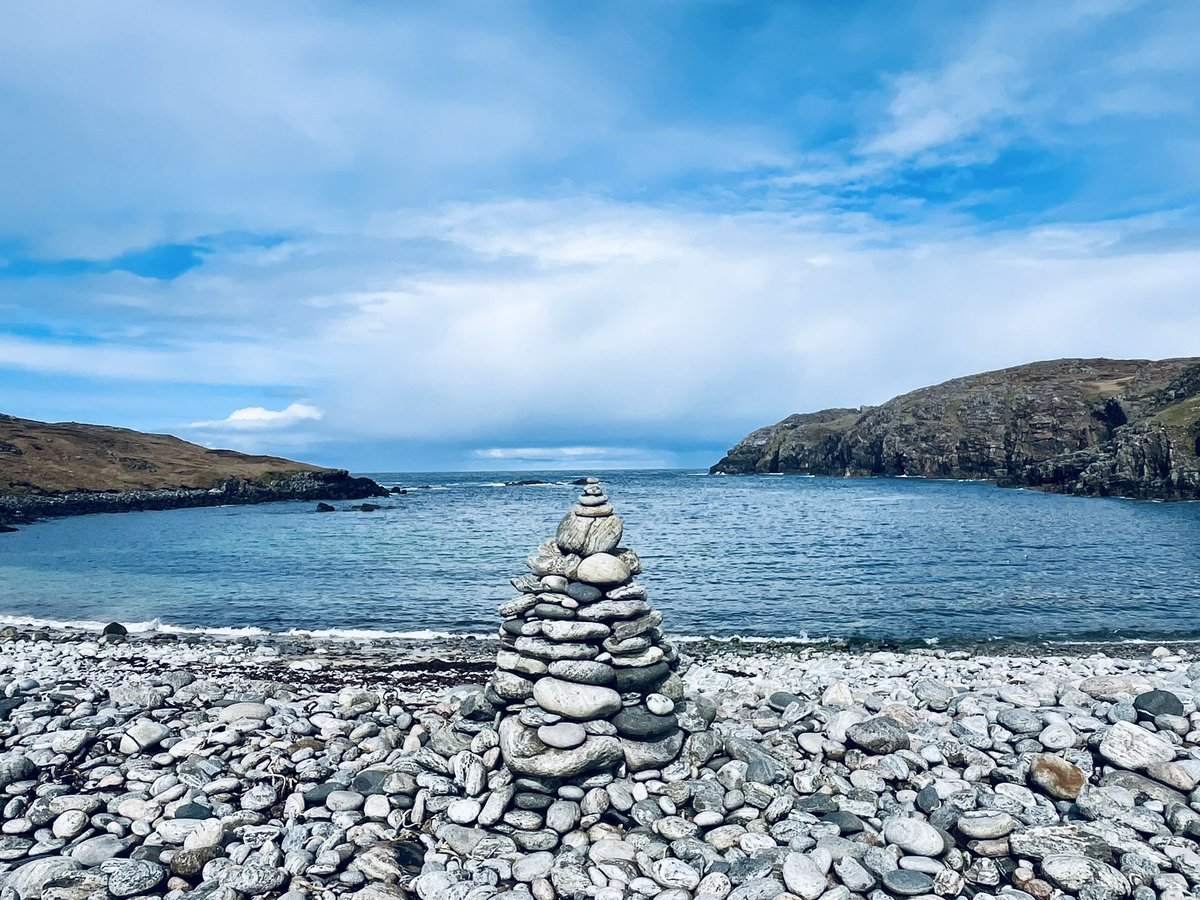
[538,722,587,750]
[882,869,934,895]
[512,851,554,882]
[547,660,615,686]
[107,860,166,899]
[1098,721,1173,770]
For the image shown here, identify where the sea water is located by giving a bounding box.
[1,471,1197,644]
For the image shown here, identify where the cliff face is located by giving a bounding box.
[711,358,1200,500]
[0,414,385,526]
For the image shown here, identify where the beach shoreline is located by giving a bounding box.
[4,622,1200,898]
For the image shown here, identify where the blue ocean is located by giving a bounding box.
[1,471,1197,644]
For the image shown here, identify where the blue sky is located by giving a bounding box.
[1,1,1198,471]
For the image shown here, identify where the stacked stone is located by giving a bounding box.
[484,478,687,787]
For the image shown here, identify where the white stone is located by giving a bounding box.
[575,553,630,586]
[782,852,828,900]
[646,693,674,715]
[533,677,622,720]
[120,719,170,754]
[540,620,611,642]
[446,798,481,825]
[883,817,945,857]
[1041,853,1131,894]
[650,857,700,890]
[217,701,272,722]
[1098,721,1174,770]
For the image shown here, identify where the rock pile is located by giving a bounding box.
[483,478,689,786]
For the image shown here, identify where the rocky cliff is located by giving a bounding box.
[0,414,385,527]
[711,358,1200,500]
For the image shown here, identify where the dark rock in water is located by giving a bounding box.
[389,485,407,493]
[315,502,336,512]
[570,477,589,485]
[102,622,128,636]
[710,357,1200,501]
[846,716,910,754]
[351,503,381,512]
[507,479,548,486]
[0,523,17,533]
[1134,689,1184,718]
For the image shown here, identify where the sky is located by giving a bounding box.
[1,1,1198,472]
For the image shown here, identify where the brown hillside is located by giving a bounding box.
[0,414,327,495]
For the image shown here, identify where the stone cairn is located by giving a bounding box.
[485,477,691,783]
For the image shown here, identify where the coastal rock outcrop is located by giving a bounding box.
[0,412,388,527]
[0,470,386,527]
[711,357,1200,500]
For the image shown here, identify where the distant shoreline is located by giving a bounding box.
[1,615,1193,662]
[0,469,387,531]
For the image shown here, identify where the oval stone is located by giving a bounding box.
[575,553,630,586]
[1028,753,1086,800]
[956,810,1017,839]
[882,869,934,896]
[538,723,587,750]
[491,670,536,701]
[534,677,622,720]
[566,581,603,603]
[612,706,678,740]
[555,513,591,554]
[883,818,944,857]
[582,515,624,555]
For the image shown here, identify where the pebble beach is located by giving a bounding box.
[4,624,1200,900]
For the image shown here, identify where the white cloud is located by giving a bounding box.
[5,199,1200,457]
[187,403,323,431]
[1,3,1198,468]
